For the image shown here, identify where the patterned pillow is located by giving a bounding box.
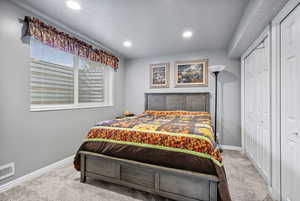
[144,110,209,117]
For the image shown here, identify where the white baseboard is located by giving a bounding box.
[221,145,242,151]
[0,155,74,194]
[245,152,270,185]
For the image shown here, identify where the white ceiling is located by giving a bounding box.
[12,0,249,59]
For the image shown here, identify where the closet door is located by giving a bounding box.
[245,53,256,159]
[281,5,300,201]
[261,37,271,178]
[256,47,264,168]
[256,38,271,179]
[244,35,271,183]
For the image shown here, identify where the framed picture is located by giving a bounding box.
[175,59,208,87]
[149,63,170,88]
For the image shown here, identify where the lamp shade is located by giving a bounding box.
[208,65,226,73]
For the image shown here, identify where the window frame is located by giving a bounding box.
[30,51,114,112]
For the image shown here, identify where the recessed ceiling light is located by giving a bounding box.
[66,0,81,10]
[123,41,132,47]
[182,31,193,38]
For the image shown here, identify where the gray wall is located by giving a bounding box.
[124,50,241,146]
[0,1,124,185]
[0,0,241,187]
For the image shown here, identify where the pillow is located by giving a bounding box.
[144,110,209,117]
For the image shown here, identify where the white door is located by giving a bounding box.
[245,52,257,160]
[244,37,271,183]
[281,5,300,201]
[256,38,271,180]
[256,46,264,169]
[261,37,271,179]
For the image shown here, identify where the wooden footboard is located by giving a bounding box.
[79,151,219,201]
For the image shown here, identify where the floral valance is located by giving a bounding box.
[24,16,119,70]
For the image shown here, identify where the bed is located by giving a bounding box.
[74,93,231,201]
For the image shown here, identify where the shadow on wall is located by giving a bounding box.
[220,70,239,84]
[219,70,240,144]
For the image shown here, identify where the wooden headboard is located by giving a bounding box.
[145,93,210,112]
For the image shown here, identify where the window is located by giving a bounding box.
[30,40,113,111]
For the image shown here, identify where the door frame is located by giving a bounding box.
[241,25,271,183]
[271,1,300,200]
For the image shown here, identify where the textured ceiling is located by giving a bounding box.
[12,0,249,59]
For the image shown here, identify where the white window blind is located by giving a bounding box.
[31,60,74,105]
[79,59,105,103]
[30,40,113,111]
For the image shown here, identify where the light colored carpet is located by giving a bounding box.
[0,150,272,201]
[222,151,272,201]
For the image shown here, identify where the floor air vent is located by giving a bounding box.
[0,162,15,180]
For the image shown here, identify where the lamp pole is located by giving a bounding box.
[213,71,219,141]
[208,65,225,144]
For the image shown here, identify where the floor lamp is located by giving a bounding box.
[208,65,226,142]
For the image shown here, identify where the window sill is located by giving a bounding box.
[30,104,114,112]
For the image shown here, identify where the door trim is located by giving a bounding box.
[241,26,271,60]
[271,1,300,200]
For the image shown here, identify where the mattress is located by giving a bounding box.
[74,110,231,201]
